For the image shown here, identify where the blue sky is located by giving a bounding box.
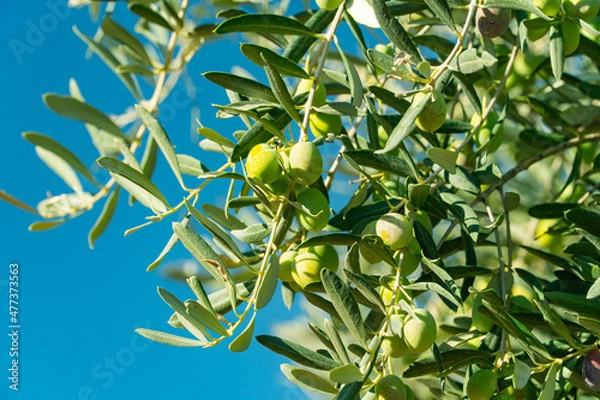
[0,1,313,399]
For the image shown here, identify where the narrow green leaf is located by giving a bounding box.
[371,0,422,62]
[72,26,140,99]
[157,287,209,341]
[533,299,579,348]
[136,105,184,188]
[23,132,99,186]
[378,92,431,154]
[588,278,600,299]
[528,203,578,219]
[549,24,564,80]
[0,189,39,215]
[321,269,367,346]
[203,72,277,103]
[255,254,279,310]
[423,0,455,30]
[197,127,235,148]
[28,220,67,231]
[452,72,482,114]
[202,204,246,231]
[344,269,386,314]
[538,362,559,400]
[345,149,417,178]
[231,223,271,244]
[172,222,236,296]
[129,3,172,29]
[186,301,229,336]
[440,192,479,242]
[298,233,361,248]
[43,94,127,141]
[135,328,205,347]
[147,216,187,272]
[177,154,207,176]
[101,17,151,64]
[261,55,301,123]
[324,319,351,365]
[404,350,494,378]
[565,209,600,236]
[97,157,169,212]
[88,187,120,249]
[427,147,458,174]
[35,147,82,193]
[256,335,340,370]
[449,49,497,74]
[545,292,600,315]
[335,41,363,107]
[229,313,256,352]
[215,14,316,36]
[240,44,309,79]
[280,364,337,395]
[514,359,531,390]
[328,364,363,384]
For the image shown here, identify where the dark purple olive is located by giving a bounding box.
[476,7,511,38]
[583,349,600,391]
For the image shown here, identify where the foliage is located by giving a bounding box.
[5,0,600,398]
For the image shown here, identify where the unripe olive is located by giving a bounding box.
[402,309,437,353]
[402,245,421,276]
[301,245,339,273]
[278,250,297,283]
[375,375,408,400]
[471,111,504,153]
[291,252,323,288]
[414,209,433,234]
[309,112,342,138]
[381,335,408,358]
[246,143,282,184]
[316,0,344,11]
[472,295,494,333]
[289,142,323,186]
[583,349,600,391]
[376,213,414,250]
[379,282,412,307]
[296,79,327,107]
[467,369,498,400]
[533,0,561,16]
[476,7,511,38]
[373,178,400,202]
[414,89,447,133]
[562,19,581,56]
[296,188,330,232]
[527,25,548,42]
[563,0,599,20]
[266,174,290,196]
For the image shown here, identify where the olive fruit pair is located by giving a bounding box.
[375,375,413,400]
[414,89,447,133]
[467,369,498,400]
[246,141,323,188]
[287,244,339,288]
[476,7,511,38]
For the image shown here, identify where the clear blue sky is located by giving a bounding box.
[0,2,310,399]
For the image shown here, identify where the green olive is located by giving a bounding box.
[266,174,290,196]
[316,0,344,10]
[291,252,323,288]
[533,0,561,16]
[562,19,581,56]
[415,89,447,133]
[402,243,421,276]
[296,188,330,232]
[471,294,494,333]
[402,309,437,353]
[289,142,323,186]
[278,250,297,283]
[467,369,498,400]
[309,112,342,138]
[301,245,339,273]
[296,79,327,107]
[376,213,414,250]
[476,7,511,38]
[375,375,408,400]
[527,25,548,42]
[245,143,282,184]
[414,209,433,234]
[472,111,504,153]
[563,0,599,20]
[381,335,408,358]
